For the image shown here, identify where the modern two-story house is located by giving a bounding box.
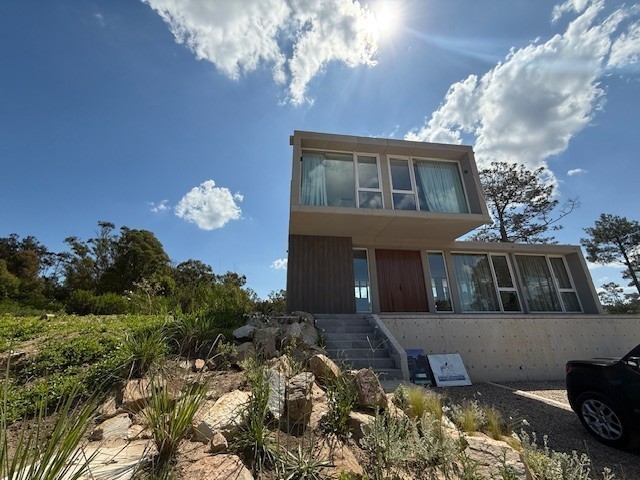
[286,130,601,316]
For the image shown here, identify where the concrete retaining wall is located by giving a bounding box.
[379,314,640,383]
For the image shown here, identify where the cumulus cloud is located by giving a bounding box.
[149,199,169,213]
[174,179,243,230]
[141,0,378,105]
[608,20,640,68]
[567,168,587,176]
[271,258,288,270]
[406,0,640,179]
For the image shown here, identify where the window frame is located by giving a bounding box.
[489,254,522,313]
[426,250,454,313]
[353,247,373,312]
[388,156,471,213]
[355,153,384,209]
[514,254,582,313]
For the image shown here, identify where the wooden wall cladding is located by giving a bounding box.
[286,235,356,314]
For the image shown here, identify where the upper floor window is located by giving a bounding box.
[389,157,468,213]
[301,150,382,209]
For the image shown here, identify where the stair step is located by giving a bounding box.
[333,357,396,370]
[317,325,374,334]
[325,338,387,350]
[325,348,390,359]
[315,318,371,328]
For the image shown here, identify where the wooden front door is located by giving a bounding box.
[375,249,428,312]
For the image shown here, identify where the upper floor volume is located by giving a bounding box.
[289,131,492,242]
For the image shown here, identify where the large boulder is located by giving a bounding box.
[309,354,341,387]
[314,438,364,477]
[264,355,293,378]
[282,322,319,350]
[464,433,530,479]
[354,368,387,410]
[253,327,279,359]
[286,372,315,424]
[179,454,254,480]
[348,411,374,443]
[119,379,153,413]
[230,342,256,366]
[291,311,315,326]
[193,390,251,442]
[233,324,257,342]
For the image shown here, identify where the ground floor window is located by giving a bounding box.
[353,249,372,312]
[515,255,581,312]
[427,252,453,312]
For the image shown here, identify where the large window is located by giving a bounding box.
[515,255,581,312]
[389,157,468,213]
[301,151,382,209]
[452,253,521,312]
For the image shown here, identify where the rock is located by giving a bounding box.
[231,342,256,366]
[309,354,341,387]
[464,433,529,480]
[80,440,155,479]
[193,390,251,442]
[266,369,286,420]
[310,382,326,402]
[309,398,329,431]
[354,369,387,410]
[209,431,229,454]
[253,327,279,359]
[264,355,293,378]
[283,322,319,350]
[97,395,120,419]
[89,413,132,442]
[286,372,315,424]
[314,438,364,477]
[233,324,256,342]
[193,358,206,372]
[126,424,146,440]
[178,359,192,371]
[40,313,55,320]
[348,411,374,443]
[291,311,315,326]
[180,454,254,480]
[119,378,153,413]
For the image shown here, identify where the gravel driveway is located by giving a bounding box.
[438,381,640,479]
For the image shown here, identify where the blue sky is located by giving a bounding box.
[1,0,639,299]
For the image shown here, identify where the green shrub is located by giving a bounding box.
[94,293,128,315]
[65,290,97,315]
[360,410,409,480]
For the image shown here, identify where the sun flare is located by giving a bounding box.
[372,0,402,38]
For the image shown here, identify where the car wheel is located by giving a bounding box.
[576,391,630,448]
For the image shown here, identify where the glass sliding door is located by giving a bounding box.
[452,254,499,312]
[427,252,453,312]
[515,255,562,312]
[353,249,372,312]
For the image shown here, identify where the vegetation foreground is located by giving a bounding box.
[0,313,623,479]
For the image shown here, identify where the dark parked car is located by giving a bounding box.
[566,345,640,449]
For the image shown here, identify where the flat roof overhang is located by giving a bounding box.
[289,205,490,241]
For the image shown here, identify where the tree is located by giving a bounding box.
[581,214,640,295]
[470,162,579,243]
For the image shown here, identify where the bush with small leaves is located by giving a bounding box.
[321,374,356,438]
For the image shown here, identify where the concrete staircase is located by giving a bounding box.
[315,314,404,382]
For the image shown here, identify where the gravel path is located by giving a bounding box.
[436,382,640,479]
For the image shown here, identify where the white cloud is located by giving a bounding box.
[552,0,590,23]
[149,199,169,213]
[608,20,640,68]
[94,12,106,26]
[174,179,243,230]
[271,258,288,270]
[567,168,587,176]
[141,0,379,105]
[406,1,640,179]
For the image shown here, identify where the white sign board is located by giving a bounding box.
[427,354,472,387]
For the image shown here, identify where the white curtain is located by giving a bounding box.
[301,153,327,206]
[516,256,561,311]
[414,161,468,213]
[452,254,499,311]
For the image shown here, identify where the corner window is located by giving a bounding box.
[413,160,468,213]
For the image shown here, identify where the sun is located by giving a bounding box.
[371,0,402,38]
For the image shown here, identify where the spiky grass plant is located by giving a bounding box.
[451,400,486,433]
[232,363,276,475]
[484,406,509,440]
[144,379,208,473]
[169,314,224,358]
[276,442,333,480]
[122,327,169,378]
[403,385,443,421]
[1,377,98,480]
[321,375,356,438]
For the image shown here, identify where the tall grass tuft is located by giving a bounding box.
[1,376,98,480]
[403,385,443,421]
[169,314,224,358]
[122,327,169,378]
[144,379,208,473]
